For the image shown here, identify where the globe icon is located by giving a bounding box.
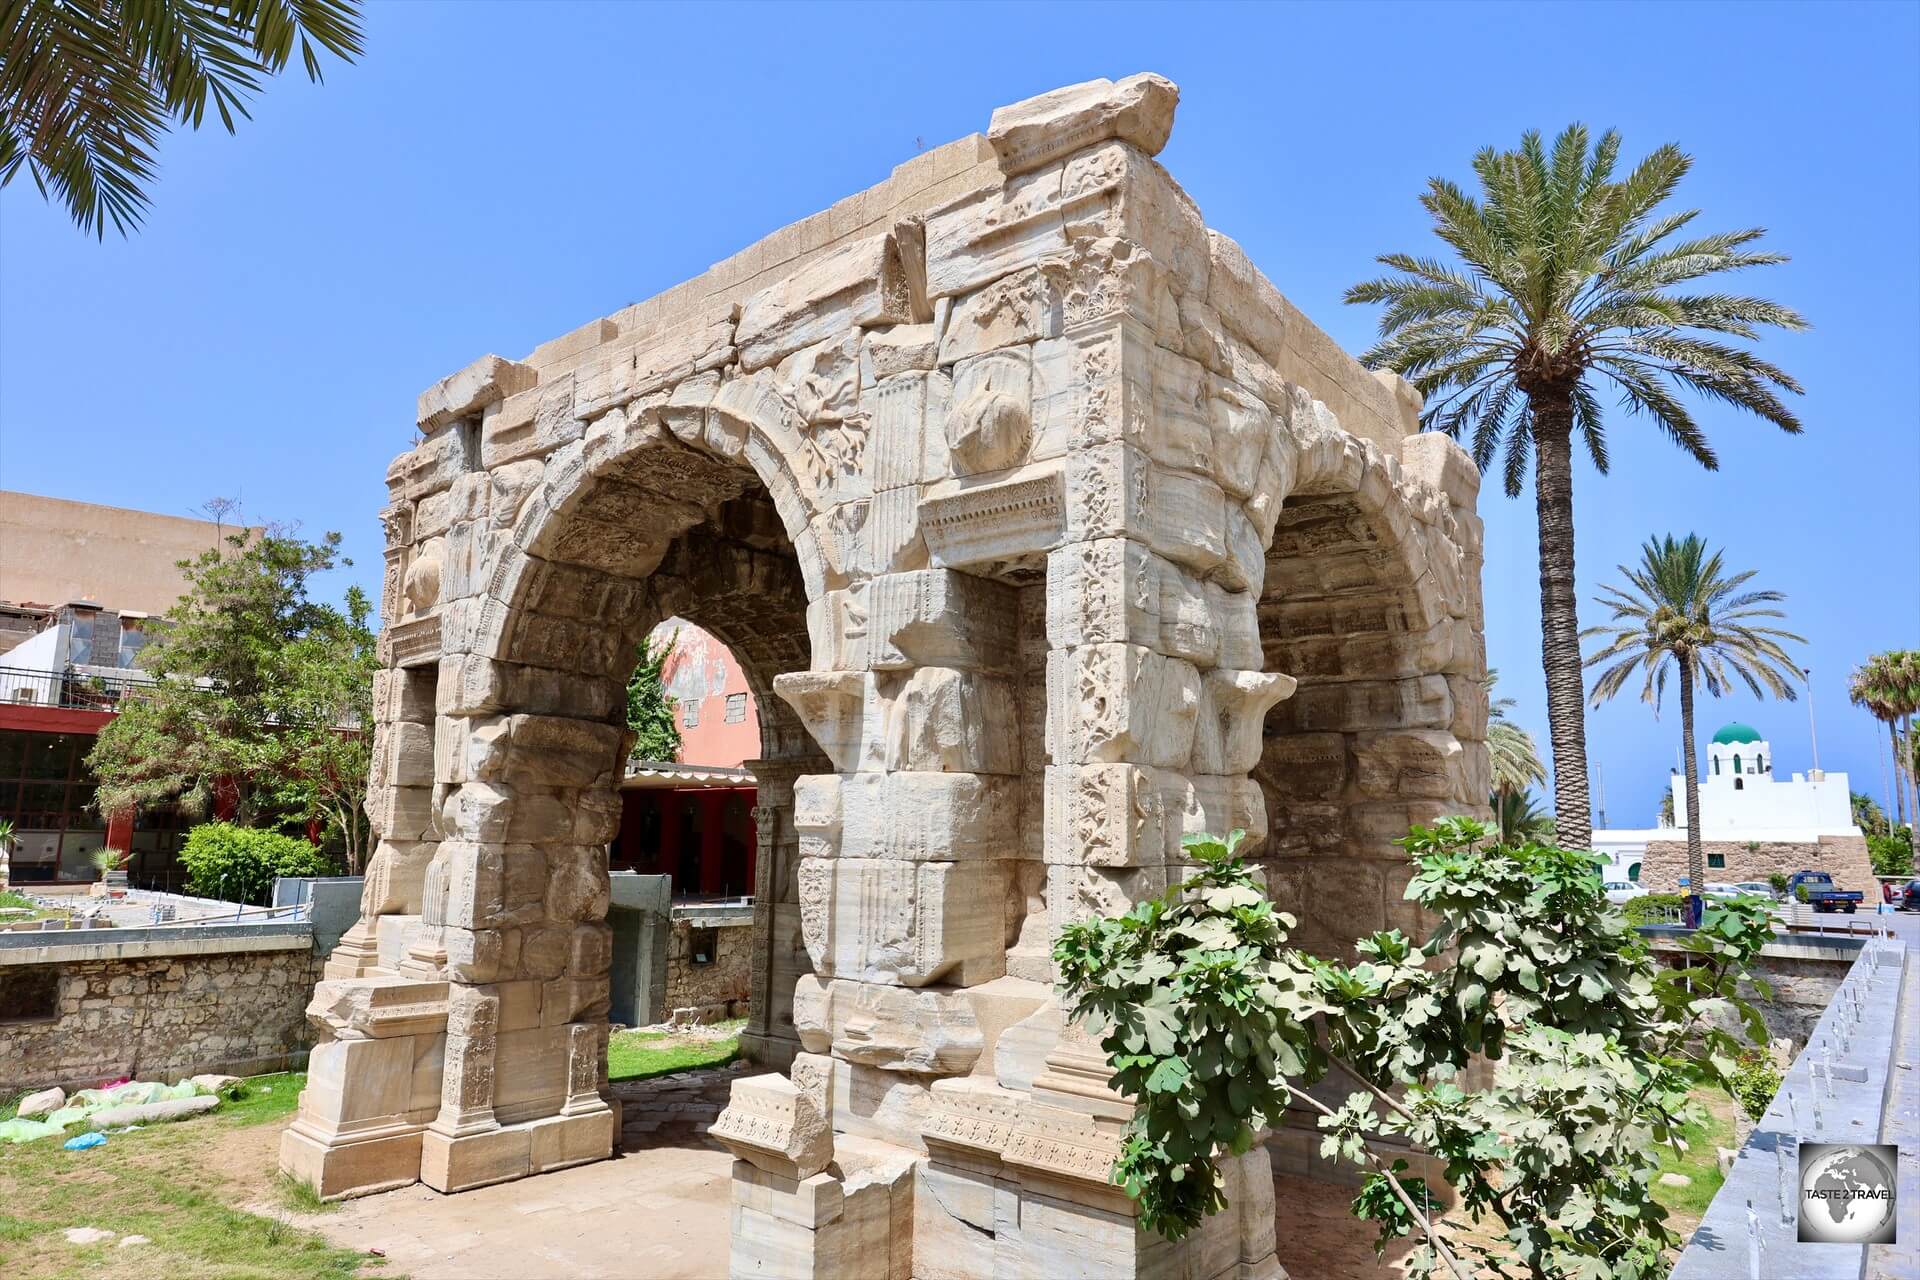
[1800,1144,1897,1243]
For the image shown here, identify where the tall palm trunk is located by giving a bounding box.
[1678,659,1704,914]
[1901,713,1917,830]
[1890,719,1910,828]
[1530,400,1593,849]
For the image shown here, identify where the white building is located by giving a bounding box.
[1593,722,1857,883]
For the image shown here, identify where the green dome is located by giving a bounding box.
[1712,722,1763,745]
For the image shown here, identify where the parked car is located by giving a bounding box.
[1785,869,1863,914]
[1703,882,1750,900]
[1603,880,1647,905]
[1728,881,1779,900]
[1899,880,1920,912]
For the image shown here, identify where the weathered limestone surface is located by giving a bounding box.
[289,71,1488,1277]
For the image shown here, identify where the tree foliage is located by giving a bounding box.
[0,0,364,236]
[1056,820,1775,1280]
[1348,124,1807,852]
[178,820,335,905]
[1850,650,1919,832]
[1485,669,1546,800]
[87,523,376,869]
[1868,827,1913,878]
[626,630,682,763]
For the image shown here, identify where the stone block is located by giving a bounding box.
[925,165,1068,301]
[1046,538,1159,650]
[16,1086,64,1119]
[883,668,1021,775]
[785,977,984,1074]
[278,1126,423,1201]
[867,570,1020,673]
[711,1072,833,1179]
[798,857,1007,987]
[738,231,915,371]
[420,1124,532,1192]
[1046,643,1199,768]
[1044,763,1168,868]
[986,73,1178,177]
[803,771,1020,863]
[526,1108,615,1174]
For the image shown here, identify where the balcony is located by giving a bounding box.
[0,664,159,712]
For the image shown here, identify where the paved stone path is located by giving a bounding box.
[303,1063,751,1280]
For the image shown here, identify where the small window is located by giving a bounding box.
[1713,757,1721,776]
[1757,755,1766,773]
[0,966,59,1024]
[681,699,700,728]
[1733,755,1742,775]
[1734,778,1744,791]
[725,693,747,723]
[688,927,718,966]
[1708,853,1726,869]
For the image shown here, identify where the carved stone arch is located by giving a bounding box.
[1251,415,1490,961]
[292,71,1494,1279]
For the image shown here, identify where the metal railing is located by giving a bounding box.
[0,664,157,711]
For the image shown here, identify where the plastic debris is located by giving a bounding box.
[63,1227,115,1244]
[63,1132,108,1150]
[0,1118,65,1145]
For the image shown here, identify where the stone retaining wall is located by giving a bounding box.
[0,942,323,1094]
[663,914,753,1024]
[1640,835,1876,896]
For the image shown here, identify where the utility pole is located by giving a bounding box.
[1804,665,1823,780]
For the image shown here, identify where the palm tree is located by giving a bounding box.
[1851,652,1919,830]
[1492,789,1556,846]
[1892,650,1920,830]
[0,1,363,236]
[1583,534,1804,923]
[1484,668,1547,803]
[1852,790,1890,839]
[1347,126,1808,851]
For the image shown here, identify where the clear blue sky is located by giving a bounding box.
[2,1,1915,827]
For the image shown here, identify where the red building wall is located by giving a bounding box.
[655,623,760,768]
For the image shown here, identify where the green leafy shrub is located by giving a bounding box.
[1867,828,1913,877]
[178,822,336,905]
[1727,1049,1783,1122]
[1056,818,1776,1280]
[1623,893,1688,925]
[1768,872,1789,895]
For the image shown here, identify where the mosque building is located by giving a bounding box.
[1592,721,1875,895]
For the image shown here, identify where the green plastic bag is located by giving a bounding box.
[0,1118,64,1144]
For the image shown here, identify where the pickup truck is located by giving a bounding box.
[1786,870,1863,914]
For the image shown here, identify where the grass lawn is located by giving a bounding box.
[1652,1086,1740,1233]
[0,889,69,924]
[0,1072,388,1280]
[606,1022,742,1083]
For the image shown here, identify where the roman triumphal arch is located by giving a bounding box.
[282,73,1487,1278]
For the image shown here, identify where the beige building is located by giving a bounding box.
[0,491,254,622]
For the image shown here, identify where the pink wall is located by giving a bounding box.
[654,621,760,768]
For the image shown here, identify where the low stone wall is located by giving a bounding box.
[0,924,322,1094]
[663,909,753,1025]
[1640,834,1876,896]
